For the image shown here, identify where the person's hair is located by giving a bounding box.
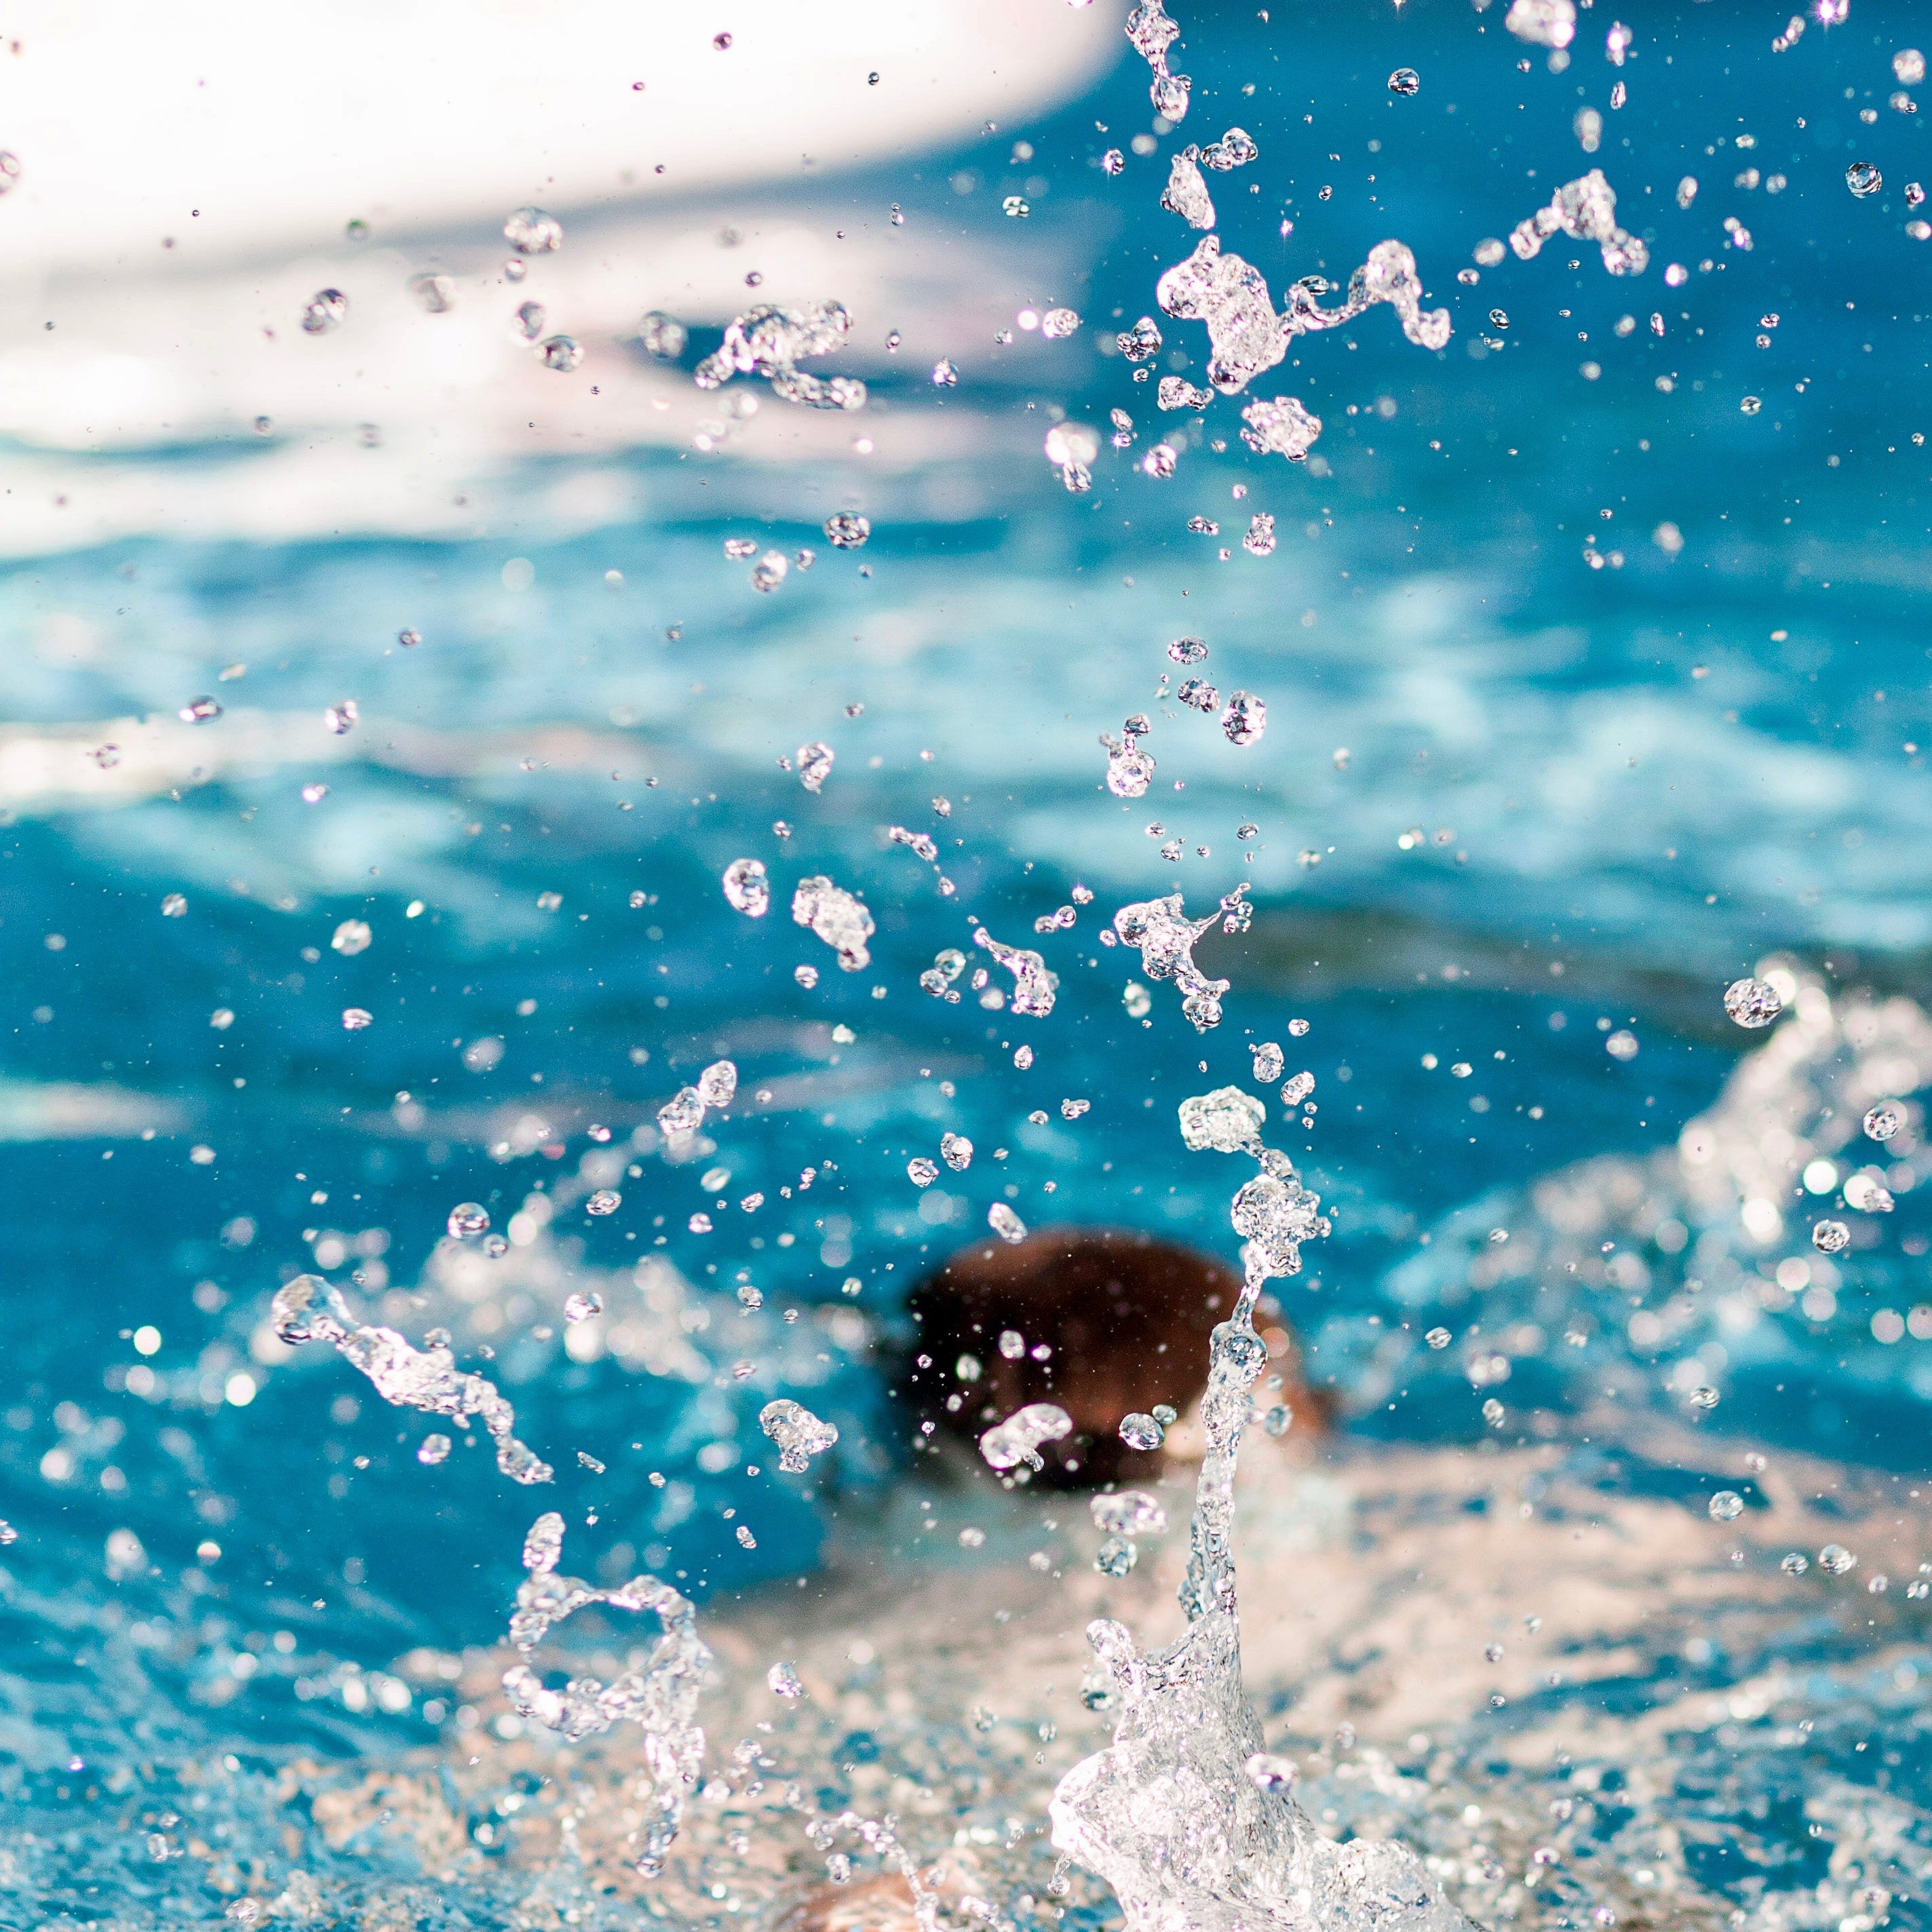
[902,1226,1241,1487]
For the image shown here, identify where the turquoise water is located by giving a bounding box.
[3,1,1932,1925]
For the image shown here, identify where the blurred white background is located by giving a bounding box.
[0,0,1119,551]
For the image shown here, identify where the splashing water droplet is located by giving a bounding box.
[1864,1101,1906,1142]
[1724,976,1784,1028]
[1709,1490,1745,1522]
[1220,691,1266,746]
[503,206,563,254]
[301,289,349,335]
[1119,1412,1166,1452]
[722,857,770,916]
[760,1398,839,1473]
[792,876,874,971]
[988,1202,1028,1244]
[980,1402,1072,1469]
[447,1201,490,1239]
[1388,66,1421,94]
[1847,161,1883,197]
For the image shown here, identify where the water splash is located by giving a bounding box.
[1048,1100,1461,1932]
[973,926,1060,1018]
[1125,0,1191,121]
[1113,886,1251,1031]
[1161,151,1218,229]
[269,1273,554,1484]
[1508,170,1648,275]
[502,1513,708,1875]
[979,1402,1073,1471]
[1157,238,1449,395]
[793,875,876,971]
[694,301,868,411]
[760,1397,840,1473]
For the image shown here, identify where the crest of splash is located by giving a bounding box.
[693,301,868,411]
[1125,0,1191,121]
[973,925,1059,1017]
[270,1273,553,1484]
[1113,887,1251,1032]
[1509,170,1648,275]
[502,1513,709,1876]
[1049,1102,1467,1932]
[1157,237,1450,397]
[793,874,876,971]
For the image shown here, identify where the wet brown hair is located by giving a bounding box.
[902,1226,1252,1488]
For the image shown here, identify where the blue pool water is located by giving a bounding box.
[4,2,1932,1925]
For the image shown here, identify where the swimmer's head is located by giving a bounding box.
[904,1226,1315,1488]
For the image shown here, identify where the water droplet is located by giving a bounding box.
[760,1399,838,1473]
[503,206,563,254]
[824,511,871,549]
[908,1157,939,1188]
[1864,1101,1906,1142]
[341,1007,373,1030]
[1724,976,1784,1028]
[1847,161,1883,197]
[941,1132,973,1171]
[331,919,372,957]
[1425,1326,1452,1349]
[585,1190,621,1217]
[767,1661,803,1697]
[324,700,359,735]
[1244,1752,1298,1791]
[301,289,348,335]
[1388,66,1421,94]
[980,1402,1071,1469]
[1221,691,1266,746]
[722,857,770,916]
[539,334,583,372]
[178,696,223,724]
[1119,1412,1165,1452]
[1708,1490,1744,1522]
[417,1433,452,1465]
[988,1202,1028,1243]
[796,741,834,792]
[1812,1218,1851,1254]
[1819,1543,1858,1575]
[1095,1535,1138,1577]
[448,1202,490,1239]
